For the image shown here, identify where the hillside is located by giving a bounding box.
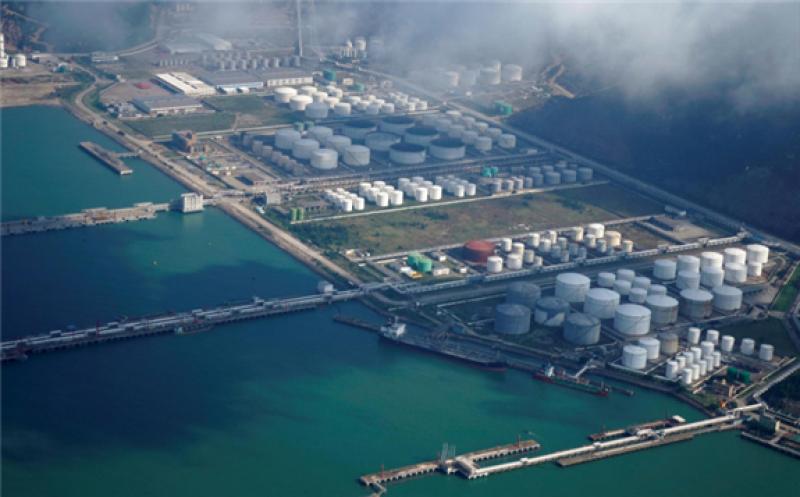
[509,90,800,243]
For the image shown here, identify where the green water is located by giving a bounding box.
[1,106,186,221]
[2,106,798,497]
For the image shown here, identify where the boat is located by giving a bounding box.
[379,317,508,372]
[533,364,610,397]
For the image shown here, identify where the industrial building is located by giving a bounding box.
[172,130,207,154]
[200,71,265,93]
[258,70,313,88]
[155,72,216,96]
[132,95,203,115]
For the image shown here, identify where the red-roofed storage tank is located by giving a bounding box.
[463,240,495,264]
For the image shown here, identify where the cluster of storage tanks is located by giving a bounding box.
[651,326,775,385]
[418,61,524,89]
[485,162,594,194]
[273,127,345,169]
[331,174,479,213]
[241,132,303,175]
[204,52,301,71]
[469,222,635,276]
[274,84,429,119]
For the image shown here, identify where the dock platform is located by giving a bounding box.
[79,141,133,175]
[1,203,169,236]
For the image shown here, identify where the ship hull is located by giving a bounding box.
[380,335,508,372]
[533,372,609,397]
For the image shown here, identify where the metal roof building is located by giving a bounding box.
[132,95,204,115]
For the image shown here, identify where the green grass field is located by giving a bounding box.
[290,183,665,255]
[125,112,236,138]
[204,96,296,127]
[773,265,800,312]
[718,318,797,357]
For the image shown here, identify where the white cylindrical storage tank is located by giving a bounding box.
[325,135,352,154]
[698,360,707,377]
[429,138,466,160]
[375,192,389,207]
[688,327,701,345]
[645,295,679,326]
[583,288,620,319]
[712,351,721,368]
[700,251,724,269]
[614,280,632,296]
[275,128,302,150]
[706,329,720,345]
[554,273,591,303]
[563,313,601,345]
[305,102,329,119]
[474,136,493,152]
[741,338,755,355]
[340,198,353,212]
[506,281,542,309]
[622,345,648,370]
[632,276,651,291]
[404,126,439,146]
[597,272,616,288]
[691,346,703,363]
[310,149,338,170]
[682,368,694,385]
[333,102,352,116]
[677,270,701,290]
[534,297,570,327]
[648,284,667,296]
[380,115,415,135]
[389,190,404,206]
[578,167,594,182]
[614,304,652,336]
[498,134,517,149]
[512,242,525,255]
[292,138,320,159]
[677,255,701,274]
[712,285,743,312]
[486,256,504,274]
[666,361,680,380]
[415,187,429,202]
[389,143,426,165]
[747,262,763,277]
[680,289,714,319]
[720,335,735,353]
[724,247,747,265]
[586,223,605,239]
[289,94,314,111]
[723,263,747,284]
[639,337,661,360]
[691,363,701,380]
[501,64,523,82]
[746,244,769,264]
[676,355,687,370]
[274,86,298,103]
[605,231,622,248]
[500,238,513,252]
[308,126,333,142]
[365,132,401,152]
[617,269,636,282]
[299,85,317,96]
[523,249,536,264]
[342,145,371,166]
[629,288,648,304]
[353,197,365,211]
[494,303,531,335]
[544,171,561,185]
[343,120,378,140]
[759,344,774,362]
[659,332,680,355]
[506,253,523,270]
[653,259,677,280]
[700,266,725,288]
[700,340,715,359]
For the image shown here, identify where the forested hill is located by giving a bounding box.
[510,91,800,243]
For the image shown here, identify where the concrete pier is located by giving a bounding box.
[1,202,169,236]
[79,141,134,175]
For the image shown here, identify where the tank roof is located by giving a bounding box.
[405,125,438,136]
[430,137,465,148]
[390,142,426,152]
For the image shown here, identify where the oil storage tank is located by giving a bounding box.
[365,132,400,152]
[380,115,416,135]
[659,332,680,355]
[638,337,661,360]
[645,295,679,326]
[463,240,495,263]
[677,255,700,274]
[310,149,338,170]
[563,313,601,345]
[700,266,725,288]
[292,138,320,159]
[389,143,426,165]
[680,288,714,319]
[495,303,531,335]
[554,272,591,303]
[653,259,677,280]
[325,135,352,153]
[614,304,651,336]
[274,128,302,150]
[342,145,370,166]
[274,87,298,103]
[746,244,769,264]
[583,288,620,319]
[506,281,541,309]
[342,119,378,140]
[712,285,743,312]
[622,345,648,370]
[534,297,570,327]
[404,126,439,146]
[429,138,466,160]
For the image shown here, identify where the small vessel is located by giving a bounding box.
[379,316,407,339]
[533,364,610,397]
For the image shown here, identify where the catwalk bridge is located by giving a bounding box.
[0,283,391,362]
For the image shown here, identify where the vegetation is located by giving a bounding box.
[762,370,800,415]
[510,90,800,243]
[718,318,797,357]
[125,113,236,138]
[289,184,663,255]
[773,265,800,312]
[203,96,296,127]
